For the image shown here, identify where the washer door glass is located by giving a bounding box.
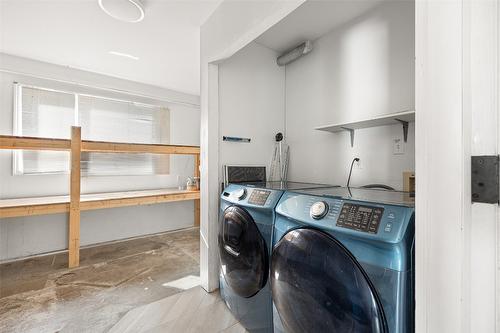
[271,228,388,333]
[218,205,269,298]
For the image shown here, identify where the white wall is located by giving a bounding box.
[285,1,415,189]
[0,0,217,95]
[0,54,200,261]
[218,42,285,182]
[199,0,303,291]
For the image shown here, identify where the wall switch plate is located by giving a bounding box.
[393,138,405,155]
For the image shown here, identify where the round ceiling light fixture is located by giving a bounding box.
[98,0,145,23]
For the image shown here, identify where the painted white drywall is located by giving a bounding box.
[284,1,415,189]
[0,54,200,261]
[199,0,304,291]
[218,42,285,183]
[0,0,219,95]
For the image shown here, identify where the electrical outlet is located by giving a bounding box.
[393,138,405,155]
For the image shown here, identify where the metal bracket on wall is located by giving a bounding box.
[341,127,355,147]
[471,155,499,204]
[395,119,409,143]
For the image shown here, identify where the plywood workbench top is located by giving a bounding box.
[0,188,200,218]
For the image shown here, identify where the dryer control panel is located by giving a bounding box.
[336,203,384,234]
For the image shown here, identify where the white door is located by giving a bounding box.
[466,0,499,331]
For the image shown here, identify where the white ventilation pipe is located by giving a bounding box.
[277,41,313,66]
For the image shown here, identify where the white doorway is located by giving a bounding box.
[416,0,499,331]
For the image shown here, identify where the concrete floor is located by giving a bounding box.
[109,286,246,333]
[0,227,202,333]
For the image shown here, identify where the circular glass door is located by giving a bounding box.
[218,205,268,298]
[271,228,387,333]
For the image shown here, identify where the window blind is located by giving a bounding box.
[19,86,74,174]
[14,84,170,176]
[78,95,170,175]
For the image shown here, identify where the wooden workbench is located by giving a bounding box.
[0,128,201,268]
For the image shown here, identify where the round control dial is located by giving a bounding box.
[310,201,329,219]
[234,188,247,200]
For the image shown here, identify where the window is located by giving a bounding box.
[13,84,170,175]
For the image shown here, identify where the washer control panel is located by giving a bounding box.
[276,192,414,242]
[248,189,272,206]
[336,203,384,234]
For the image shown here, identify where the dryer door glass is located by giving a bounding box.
[218,205,269,298]
[271,228,388,333]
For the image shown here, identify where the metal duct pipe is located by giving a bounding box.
[276,41,313,66]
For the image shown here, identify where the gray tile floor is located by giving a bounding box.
[0,227,208,333]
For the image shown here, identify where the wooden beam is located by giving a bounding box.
[0,203,69,218]
[194,154,200,227]
[81,141,200,155]
[0,135,71,151]
[0,189,200,218]
[0,135,200,155]
[80,191,200,211]
[68,127,81,268]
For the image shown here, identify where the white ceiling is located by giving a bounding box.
[256,0,384,53]
[0,0,221,95]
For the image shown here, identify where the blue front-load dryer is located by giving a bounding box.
[218,181,332,333]
[271,187,415,333]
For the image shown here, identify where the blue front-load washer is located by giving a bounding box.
[218,181,333,333]
[271,187,415,333]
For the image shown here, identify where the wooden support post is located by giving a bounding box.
[68,126,81,268]
[194,153,200,227]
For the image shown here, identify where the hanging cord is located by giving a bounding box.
[346,157,360,187]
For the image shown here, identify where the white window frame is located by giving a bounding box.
[12,83,79,175]
[13,82,23,175]
[12,83,169,176]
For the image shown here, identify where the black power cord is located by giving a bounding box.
[361,184,396,191]
[346,157,360,188]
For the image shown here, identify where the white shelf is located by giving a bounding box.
[315,110,415,132]
[315,110,415,146]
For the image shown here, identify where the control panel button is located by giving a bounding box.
[248,189,271,206]
[336,203,384,234]
[234,188,247,201]
[310,201,329,219]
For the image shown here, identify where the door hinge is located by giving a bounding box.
[471,155,499,204]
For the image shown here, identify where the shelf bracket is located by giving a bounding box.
[341,127,355,147]
[395,119,409,143]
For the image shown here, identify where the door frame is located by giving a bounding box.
[200,0,499,331]
[415,0,499,331]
